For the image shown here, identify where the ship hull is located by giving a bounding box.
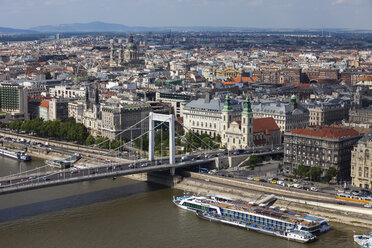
[0,148,31,161]
[196,212,316,243]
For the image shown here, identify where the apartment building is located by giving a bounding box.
[351,133,372,189]
[284,126,362,180]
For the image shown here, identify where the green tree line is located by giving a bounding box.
[8,118,127,150]
[295,164,337,182]
[9,118,89,144]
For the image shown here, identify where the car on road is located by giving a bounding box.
[269,180,277,184]
[310,187,319,192]
[293,183,303,189]
[247,177,254,181]
[141,162,149,167]
[277,180,284,186]
[181,156,190,162]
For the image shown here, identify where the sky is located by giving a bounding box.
[1,0,371,30]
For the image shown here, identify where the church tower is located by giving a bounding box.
[93,86,100,119]
[109,39,116,67]
[222,93,233,132]
[124,35,138,64]
[85,86,90,110]
[242,95,253,148]
[118,39,124,66]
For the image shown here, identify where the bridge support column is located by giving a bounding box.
[170,167,175,176]
[149,112,155,162]
[169,114,175,165]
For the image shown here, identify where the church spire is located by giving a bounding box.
[95,87,99,105]
[242,95,252,114]
[85,87,89,104]
[222,93,233,112]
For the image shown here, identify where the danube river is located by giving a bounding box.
[0,158,367,248]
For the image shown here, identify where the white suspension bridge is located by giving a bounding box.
[0,113,221,195]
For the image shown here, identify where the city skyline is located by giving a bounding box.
[1,0,372,30]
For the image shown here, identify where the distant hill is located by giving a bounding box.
[0,26,37,34]
[31,21,154,33]
[25,21,372,34]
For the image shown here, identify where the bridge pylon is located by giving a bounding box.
[148,112,175,165]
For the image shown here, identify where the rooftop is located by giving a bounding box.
[253,117,280,133]
[40,100,49,108]
[290,126,360,139]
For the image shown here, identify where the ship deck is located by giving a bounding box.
[192,195,325,228]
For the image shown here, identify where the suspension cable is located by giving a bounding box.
[174,119,215,151]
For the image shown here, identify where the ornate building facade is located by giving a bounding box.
[109,35,144,68]
[283,126,362,180]
[351,133,372,189]
[183,94,281,150]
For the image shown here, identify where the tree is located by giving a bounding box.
[248,155,261,166]
[201,136,213,149]
[45,71,52,80]
[95,137,109,149]
[325,167,337,183]
[86,135,95,146]
[296,164,309,177]
[135,134,149,151]
[309,167,323,182]
[9,120,22,131]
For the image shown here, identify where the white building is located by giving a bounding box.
[183,95,242,138]
[156,91,192,118]
[50,85,85,98]
[68,101,84,123]
[251,95,309,132]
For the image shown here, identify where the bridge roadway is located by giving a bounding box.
[0,158,215,195]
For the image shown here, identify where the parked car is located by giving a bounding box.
[310,187,319,192]
[293,183,303,189]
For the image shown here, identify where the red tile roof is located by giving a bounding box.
[253,117,280,134]
[40,100,49,108]
[290,126,360,139]
[222,76,258,85]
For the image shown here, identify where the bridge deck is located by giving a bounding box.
[0,159,215,195]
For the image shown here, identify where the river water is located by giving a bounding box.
[0,158,368,248]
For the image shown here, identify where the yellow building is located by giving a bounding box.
[216,66,242,78]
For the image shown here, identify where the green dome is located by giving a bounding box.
[127,42,137,49]
[126,35,137,49]
[291,94,297,100]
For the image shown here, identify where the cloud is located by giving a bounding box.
[247,0,264,6]
[332,0,361,5]
[43,0,81,6]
